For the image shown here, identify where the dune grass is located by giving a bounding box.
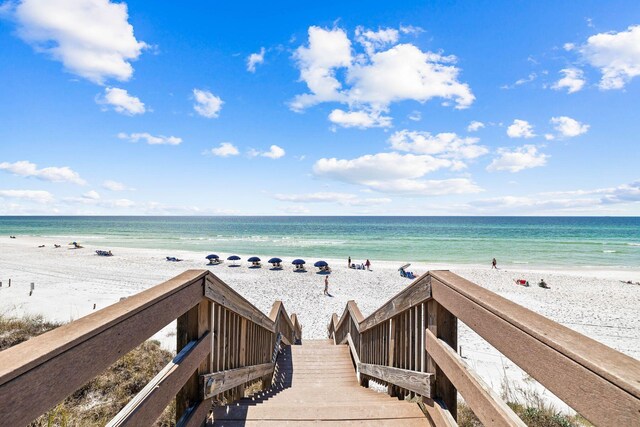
[0,314,176,427]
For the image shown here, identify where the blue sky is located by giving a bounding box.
[0,0,639,215]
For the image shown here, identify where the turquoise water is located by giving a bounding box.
[0,216,639,268]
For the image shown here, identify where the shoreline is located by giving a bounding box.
[1,235,639,414]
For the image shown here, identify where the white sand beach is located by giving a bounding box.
[1,236,639,412]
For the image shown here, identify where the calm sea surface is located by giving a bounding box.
[0,216,638,268]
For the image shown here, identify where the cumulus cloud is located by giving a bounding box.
[117,132,181,145]
[467,121,485,132]
[247,47,265,72]
[193,89,223,118]
[0,160,86,184]
[261,145,286,159]
[102,180,131,191]
[291,25,474,128]
[487,145,548,173]
[550,116,589,138]
[0,189,54,203]
[99,87,145,115]
[580,25,640,89]
[551,68,586,94]
[388,130,488,161]
[209,142,239,157]
[10,0,147,84]
[328,109,392,128]
[313,152,481,196]
[506,119,535,138]
[274,192,391,206]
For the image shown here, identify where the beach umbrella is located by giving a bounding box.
[248,256,261,262]
[314,260,328,268]
[206,254,220,260]
[268,257,282,264]
[292,259,306,265]
[227,255,241,261]
[398,263,411,271]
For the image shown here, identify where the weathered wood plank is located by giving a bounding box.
[359,275,431,332]
[431,277,640,427]
[431,270,640,400]
[425,330,525,427]
[176,397,212,427]
[204,275,274,332]
[202,362,275,399]
[427,297,457,419]
[422,398,457,427]
[107,332,212,427]
[0,272,206,427]
[358,363,433,398]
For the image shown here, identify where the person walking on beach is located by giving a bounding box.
[348,256,351,268]
[491,258,497,269]
[365,259,371,270]
[324,276,329,296]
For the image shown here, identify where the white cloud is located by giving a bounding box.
[487,145,548,173]
[262,145,286,159]
[388,130,488,160]
[563,43,575,51]
[328,109,392,128]
[313,152,482,196]
[506,119,535,138]
[247,47,265,72]
[467,121,485,132]
[0,160,86,185]
[118,132,181,145]
[274,192,391,206]
[193,89,223,118]
[551,68,586,94]
[99,87,145,115]
[408,111,421,121]
[291,25,474,128]
[11,0,147,84]
[544,134,555,141]
[501,73,537,89]
[550,116,589,138]
[82,190,100,200]
[0,189,54,203]
[355,26,399,55]
[102,180,131,191]
[209,142,239,157]
[580,25,640,89]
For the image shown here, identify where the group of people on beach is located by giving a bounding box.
[493,258,550,289]
[348,256,370,270]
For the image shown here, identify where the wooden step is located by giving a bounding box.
[211,418,429,426]
[213,402,427,421]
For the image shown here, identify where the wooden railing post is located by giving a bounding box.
[387,318,395,396]
[426,299,458,420]
[176,298,212,424]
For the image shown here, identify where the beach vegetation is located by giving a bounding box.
[0,314,175,426]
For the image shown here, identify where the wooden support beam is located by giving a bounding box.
[202,362,275,399]
[427,296,458,420]
[358,363,433,397]
[426,330,525,427]
[423,398,458,427]
[107,332,212,427]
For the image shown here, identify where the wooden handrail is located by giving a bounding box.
[329,270,640,427]
[0,270,301,427]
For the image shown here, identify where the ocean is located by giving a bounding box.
[0,216,638,268]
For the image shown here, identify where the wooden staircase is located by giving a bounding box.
[211,339,428,425]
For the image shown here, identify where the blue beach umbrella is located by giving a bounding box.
[292,259,305,265]
[206,254,219,259]
[227,255,241,261]
[314,260,328,268]
[268,257,282,264]
[248,256,261,262]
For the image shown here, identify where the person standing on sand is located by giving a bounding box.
[324,276,329,296]
[492,258,497,269]
[365,259,371,270]
[348,256,351,268]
